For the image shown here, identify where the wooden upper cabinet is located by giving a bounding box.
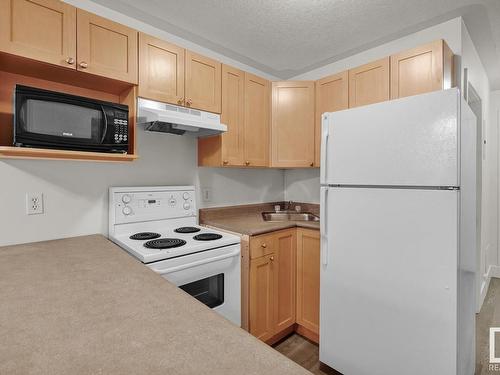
[244,73,270,167]
[391,39,454,100]
[273,229,296,333]
[314,71,348,166]
[249,253,274,342]
[185,51,221,113]
[0,0,77,69]
[271,81,315,168]
[139,33,184,104]
[76,10,138,84]
[348,57,390,108]
[296,228,320,338]
[220,65,245,166]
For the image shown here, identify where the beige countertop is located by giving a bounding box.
[0,235,309,375]
[200,202,320,236]
[202,214,320,236]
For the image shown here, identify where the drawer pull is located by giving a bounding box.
[270,256,274,261]
[261,243,267,248]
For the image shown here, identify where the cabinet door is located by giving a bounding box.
[185,51,221,113]
[244,73,270,167]
[0,0,76,69]
[391,39,454,99]
[315,71,348,166]
[348,57,390,108]
[76,10,138,83]
[271,81,315,168]
[249,254,274,342]
[139,33,184,105]
[273,230,296,333]
[221,65,245,166]
[296,229,320,336]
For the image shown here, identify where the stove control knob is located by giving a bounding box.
[122,194,132,204]
[183,202,190,210]
[122,206,132,216]
[182,192,191,200]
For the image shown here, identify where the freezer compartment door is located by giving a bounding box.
[321,88,459,186]
[320,187,459,375]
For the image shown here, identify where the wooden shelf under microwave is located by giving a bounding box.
[0,57,139,163]
[0,146,138,162]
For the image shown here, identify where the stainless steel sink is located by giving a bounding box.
[261,211,319,222]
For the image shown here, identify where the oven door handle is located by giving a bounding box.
[152,249,240,275]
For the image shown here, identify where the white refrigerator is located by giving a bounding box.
[319,88,476,375]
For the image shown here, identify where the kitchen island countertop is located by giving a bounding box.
[0,234,310,375]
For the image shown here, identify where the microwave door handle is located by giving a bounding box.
[100,105,108,144]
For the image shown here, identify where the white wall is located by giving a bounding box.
[460,20,497,308]
[0,0,285,246]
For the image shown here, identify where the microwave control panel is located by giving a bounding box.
[112,111,128,144]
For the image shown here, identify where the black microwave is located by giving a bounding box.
[14,85,129,153]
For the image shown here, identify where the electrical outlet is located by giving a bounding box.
[202,188,212,203]
[26,193,44,215]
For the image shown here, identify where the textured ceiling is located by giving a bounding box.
[92,0,500,87]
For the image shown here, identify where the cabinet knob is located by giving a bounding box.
[79,61,88,69]
[186,99,192,106]
[270,256,274,261]
[177,98,184,105]
[245,161,250,166]
[66,57,75,65]
[223,160,229,165]
[261,243,267,248]
[310,162,314,167]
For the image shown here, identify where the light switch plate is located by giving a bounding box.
[26,193,44,215]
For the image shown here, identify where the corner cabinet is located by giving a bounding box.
[198,69,269,167]
[314,71,349,166]
[348,57,390,108]
[0,0,77,69]
[390,39,454,100]
[271,81,315,168]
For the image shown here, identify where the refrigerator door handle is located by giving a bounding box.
[320,115,329,185]
[320,187,328,266]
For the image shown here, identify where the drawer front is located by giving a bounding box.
[250,233,275,259]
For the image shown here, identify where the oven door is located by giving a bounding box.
[149,244,241,326]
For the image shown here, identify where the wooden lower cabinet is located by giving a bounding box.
[248,228,319,344]
[296,228,320,340]
[249,253,274,341]
[249,229,296,343]
[273,230,296,333]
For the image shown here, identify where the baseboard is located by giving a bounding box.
[295,324,319,344]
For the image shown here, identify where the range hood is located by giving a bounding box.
[137,98,227,137]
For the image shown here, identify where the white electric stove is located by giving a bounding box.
[108,186,241,326]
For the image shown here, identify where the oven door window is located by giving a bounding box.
[179,273,224,308]
[19,99,103,141]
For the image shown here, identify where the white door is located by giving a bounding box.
[320,89,459,187]
[320,187,458,375]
